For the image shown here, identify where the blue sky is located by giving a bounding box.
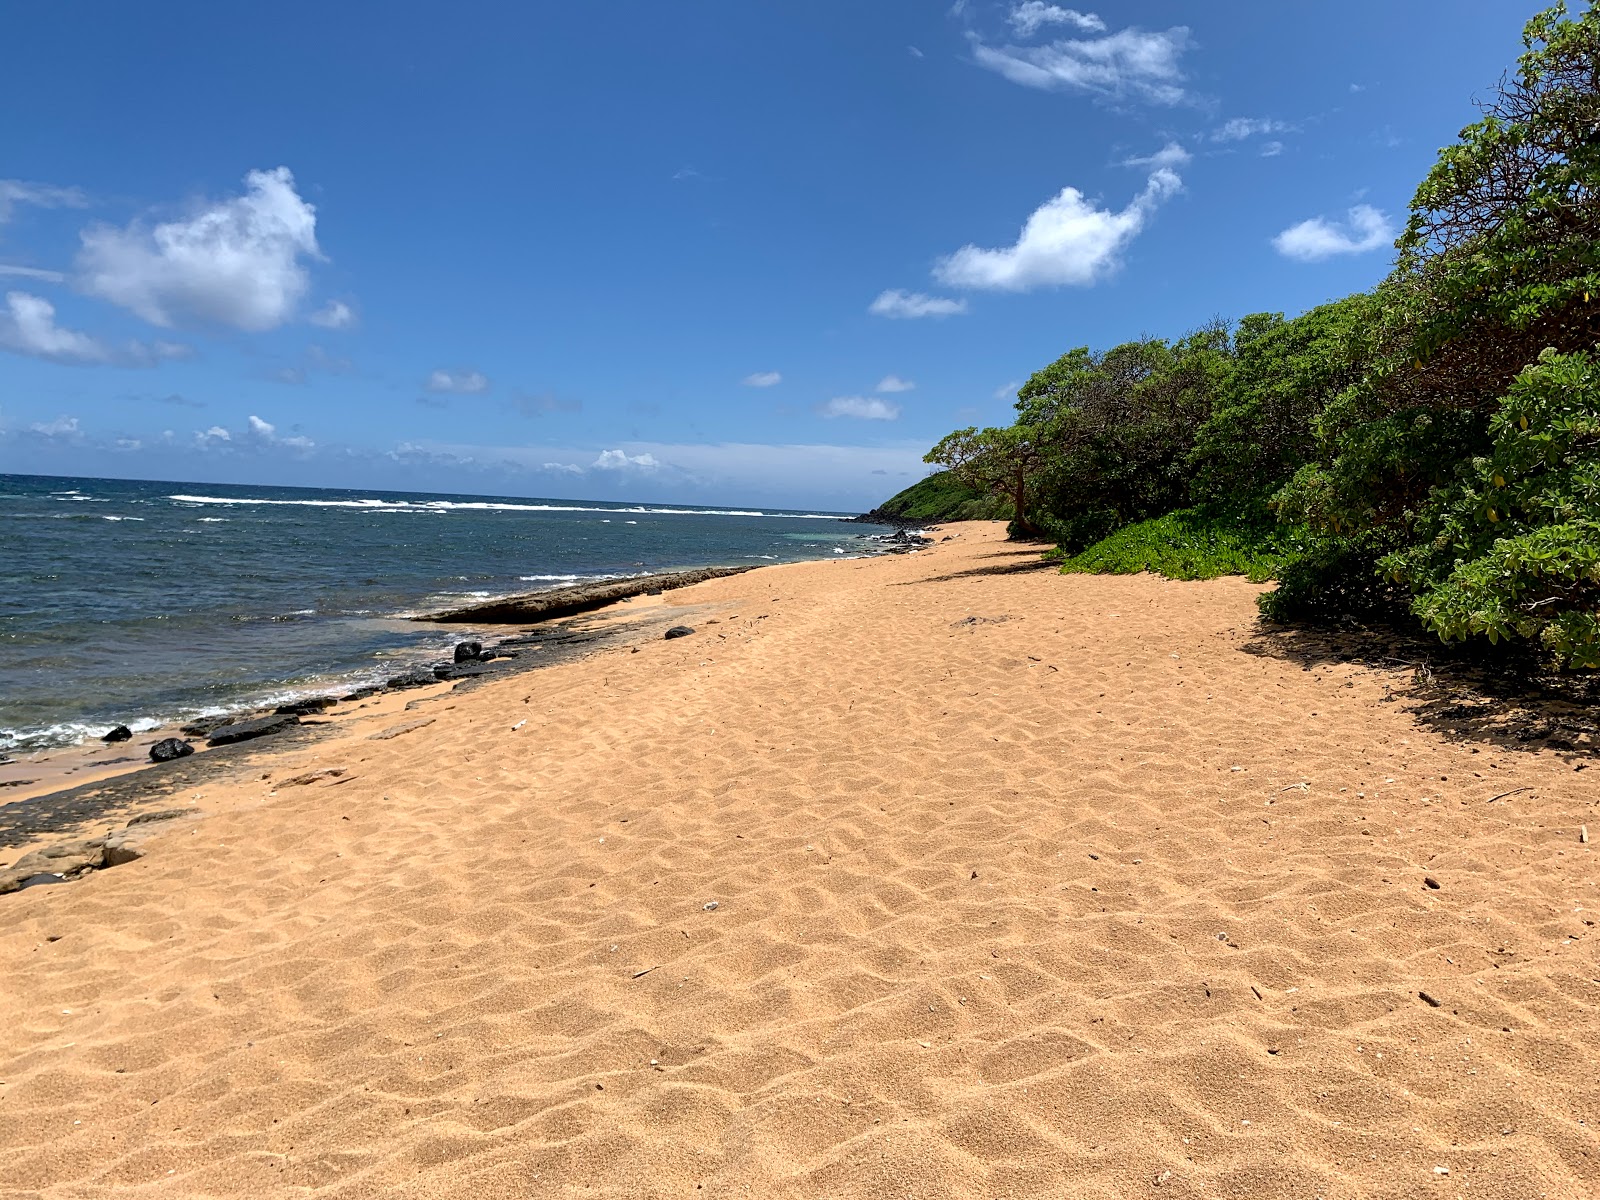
[0,1,1526,510]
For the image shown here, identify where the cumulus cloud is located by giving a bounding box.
[1,291,109,362]
[742,370,782,387]
[76,167,320,331]
[246,413,314,449]
[308,299,356,329]
[426,368,490,394]
[29,415,81,437]
[0,180,87,225]
[970,24,1192,105]
[820,396,900,421]
[934,167,1181,291]
[875,375,915,393]
[1121,142,1190,170]
[542,461,584,475]
[1272,204,1394,262]
[1009,3,1105,36]
[869,289,968,319]
[593,449,660,470]
[1212,117,1293,142]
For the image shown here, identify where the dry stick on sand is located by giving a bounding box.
[1486,787,1534,803]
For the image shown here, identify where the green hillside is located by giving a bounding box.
[860,471,1010,524]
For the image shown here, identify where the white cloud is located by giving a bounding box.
[875,375,915,393]
[1009,3,1105,36]
[542,461,584,475]
[426,368,490,394]
[308,299,355,329]
[29,415,81,437]
[869,289,968,319]
[1121,142,1190,170]
[1,291,108,362]
[76,166,320,331]
[1260,141,1285,158]
[0,264,67,282]
[742,370,782,387]
[934,167,1180,291]
[970,25,1192,105]
[908,45,925,58]
[242,414,314,450]
[1212,117,1292,142]
[593,449,660,470]
[0,291,192,366]
[1272,204,1394,262]
[0,180,87,225]
[196,425,231,446]
[994,379,1021,401]
[820,396,900,421]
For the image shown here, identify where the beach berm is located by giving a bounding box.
[0,523,1593,1198]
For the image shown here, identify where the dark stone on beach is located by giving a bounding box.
[206,714,300,747]
[128,808,192,827]
[181,716,234,738]
[385,669,438,691]
[101,725,133,744]
[434,662,497,680]
[454,640,483,663]
[149,738,194,763]
[342,686,381,702]
[664,626,695,640]
[275,697,337,716]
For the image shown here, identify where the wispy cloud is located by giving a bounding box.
[1008,3,1105,36]
[1211,117,1293,142]
[0,264,67,282]
[1260,141,1285,158]
[1120,142,1190,170]
[869,289,968,319]
[819,395,900,420]
[969,22,1193,106]
[934,167,1181,291]
[0,179,88,225]
[875,375,915,393]
[426,368,490,394]
[308,299,356,329]
[1272,204,1394,262]
[77,167,321,331]
[742,370,782,387]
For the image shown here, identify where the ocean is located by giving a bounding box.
[1,473,891,751]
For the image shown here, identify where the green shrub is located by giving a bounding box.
[1055,507,1306,583]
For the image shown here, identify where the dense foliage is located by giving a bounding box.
[861,469,1009,523]
[923,2,1600,669]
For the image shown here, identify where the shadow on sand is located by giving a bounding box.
[1243,620,1598,762]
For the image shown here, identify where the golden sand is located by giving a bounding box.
[1,523,1595,1198]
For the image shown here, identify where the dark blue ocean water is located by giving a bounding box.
[1,473,888,750]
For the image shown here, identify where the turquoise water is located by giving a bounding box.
[1,473,888,750]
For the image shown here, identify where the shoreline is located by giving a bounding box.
[1,538,925,790]
[6,521,1589,1195]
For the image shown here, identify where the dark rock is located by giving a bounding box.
[664,626,695,640]
[454,640,483,663]
[149,738,195,763]
[128,808,192,827]
[180,716,234,738]
[342,686,381,702]
[101,725,133,744]
[384,669,439,690]
[206,714,300,747]
[275,697,337,716]
[433,662,497,680]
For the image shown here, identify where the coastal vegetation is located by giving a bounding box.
[919,2,1600,669]
[858,469,1010,524]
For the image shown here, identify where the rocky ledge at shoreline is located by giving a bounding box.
[415,565,757,625]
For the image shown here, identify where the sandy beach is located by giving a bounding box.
[1,522,1595,1199]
